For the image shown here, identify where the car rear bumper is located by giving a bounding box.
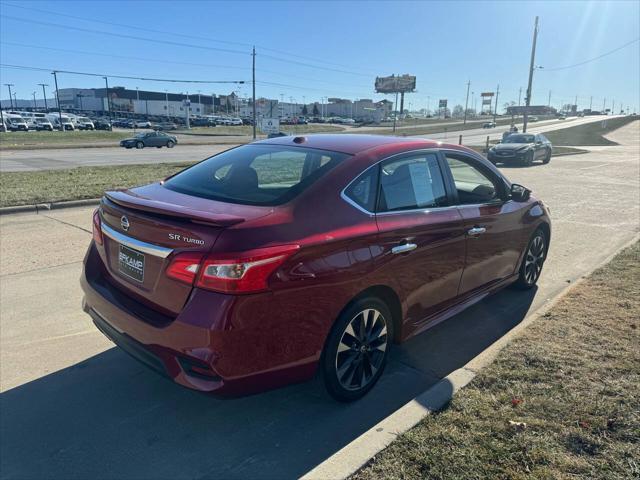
[80,243,319,396]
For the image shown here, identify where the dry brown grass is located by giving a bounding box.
[353,242,639,480]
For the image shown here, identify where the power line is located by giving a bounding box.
[0,64,245,84]
[0,41,373,89]
[0,14,373,77]
[1,1,376,73]
[542,37,640,71]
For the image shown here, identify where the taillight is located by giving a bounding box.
[167,245,299,294]
[92,209,103,245]
[166,252,204,285]
[197,245,299,293]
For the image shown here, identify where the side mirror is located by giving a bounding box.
[510,184,531,202]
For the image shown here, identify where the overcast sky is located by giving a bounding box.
[1,0,639,112]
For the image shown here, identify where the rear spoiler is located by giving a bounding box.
[104,191,245,227]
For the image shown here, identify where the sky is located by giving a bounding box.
[1,0,639,113]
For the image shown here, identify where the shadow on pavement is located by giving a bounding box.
[0,287,536,480]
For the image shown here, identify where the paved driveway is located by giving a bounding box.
[0,121,638,479]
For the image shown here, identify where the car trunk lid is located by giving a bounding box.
[98,183,273,316]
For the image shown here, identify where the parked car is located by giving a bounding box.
[93,120,112,131]
[228,117,243,126]
[35,118,54,131]
[482,122,496,128]
[119,131,177,149]
[488,133,552,166]
[83,134,551,401]
[4,113,29,131]
[529,116,539,122]
[134,120,152,128]
[155,122,178,131]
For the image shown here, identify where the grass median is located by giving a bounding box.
[0,162,196,207]
[353,241,639,480]
[543,116,637,146]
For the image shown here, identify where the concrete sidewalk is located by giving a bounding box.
[0,121,638,479]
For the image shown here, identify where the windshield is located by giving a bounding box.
[504,134,534,143]
[61,118,72,124]
[36,118,49,123]
[164,144,349,206]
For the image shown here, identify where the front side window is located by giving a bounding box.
[445,155,501,205]
[377,153,447,212]
[164,144,349,206]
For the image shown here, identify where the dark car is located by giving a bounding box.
[82,134,550,401]
[488,133,552,166]
[482,122,496,128]
[120,131,177,149]
[94,120,113,131]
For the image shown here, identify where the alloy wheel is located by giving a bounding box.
[335,308,388,391]
[524,234,545,285]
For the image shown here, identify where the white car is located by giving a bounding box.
[134,120,152,128]
[228,117,243,126]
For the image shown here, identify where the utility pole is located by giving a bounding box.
[393,91,399,133]
[518,87,522,107]
[602,97,606,112]
[493,84,500,124]
[38,83,48,111]
[5,84,15,109]
[612,99,614,115]
[103,76,111,123]
[574,95,578,112]
[52,71,63,132]
[589,96,593,111]
[252,46,256,139]
[548,90,551,107]
[165,90,169,117]
[463,80,471,124]
[523,16,539,133]
[32,92,37,109]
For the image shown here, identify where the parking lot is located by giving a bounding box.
[0,121,637,479]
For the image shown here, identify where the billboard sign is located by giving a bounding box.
[375,74,417,93]
[259,117,279,134]
[438,99,447,108]
[481,92,494,97]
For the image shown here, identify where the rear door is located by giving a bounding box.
[374,151,466,329]
[442,151,524,295]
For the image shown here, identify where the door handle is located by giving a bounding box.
[467,227,486,237]
[391,243,418,254]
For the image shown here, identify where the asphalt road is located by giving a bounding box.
[1,121,638,479]
[0,115,613,172]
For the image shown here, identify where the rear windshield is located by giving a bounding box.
[163,144,349,206]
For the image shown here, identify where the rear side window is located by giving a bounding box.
[164,144,349,206]
[344,167,378,212]
[377,153,447,212]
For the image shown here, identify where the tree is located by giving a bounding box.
[302,104,308,115]
[452,104,464,117]
[312,103,319,116]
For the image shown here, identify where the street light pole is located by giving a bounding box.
[493,84,500,124]
[523,16,539,133]
[463,80,471,124]
[52,71,64,132]
[5,84,15,109]
[252,46,257,139]
[103,76,111,123]
[38,83,48,111]
[32,92,37,109]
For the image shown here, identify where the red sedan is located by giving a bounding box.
[81,134,550,401]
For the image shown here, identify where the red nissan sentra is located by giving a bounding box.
[81,134,550,401]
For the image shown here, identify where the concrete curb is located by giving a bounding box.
[0,198,100,215]
[302,233,640,480]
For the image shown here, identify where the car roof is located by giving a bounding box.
[254,134,469,155]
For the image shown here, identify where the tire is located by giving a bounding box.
[513,228,547,289]
[136,141,144,149]
[166,140,175,148]
[542,149,551,164]
[524,150,534,166]
[321,297,393,402]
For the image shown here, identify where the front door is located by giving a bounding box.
[443,151,524,295]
